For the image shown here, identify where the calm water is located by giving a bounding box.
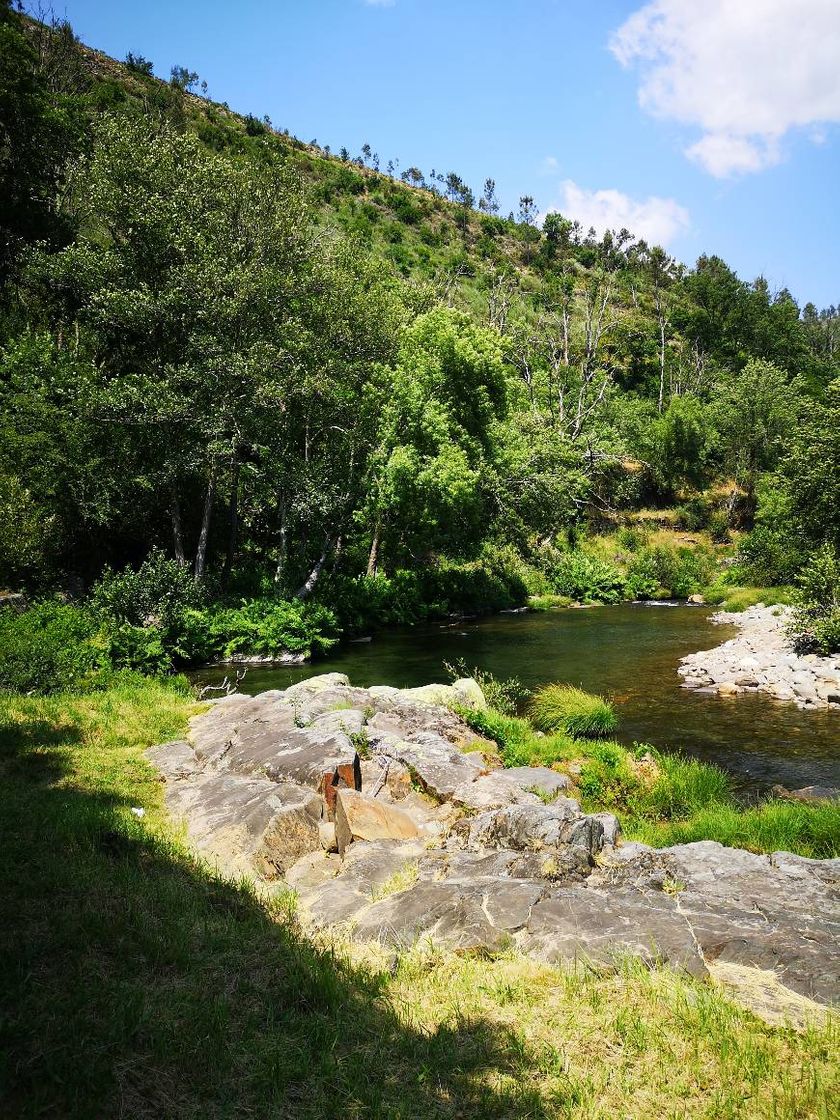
[192,605,840,795]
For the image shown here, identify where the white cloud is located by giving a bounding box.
[610,0,840,177]
[541,155,559,172]
[544,180,690,249]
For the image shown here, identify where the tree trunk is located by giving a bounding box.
[366,522,381,578]
[171,491,186,566]
[221,450,241,587]
[658,315,666,414]
[296,542,329,600]
[274,504,288,587]
[193,460,217,582]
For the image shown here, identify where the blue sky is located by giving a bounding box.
[56,0,839,307]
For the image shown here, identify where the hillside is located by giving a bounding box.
[1,4,839,669]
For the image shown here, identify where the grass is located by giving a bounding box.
[460,700,840,860]
[629,800,840,857]
[1,679,838,1116]
[703,585,793,612]
[370,860,420,901]
[459,704,578,768]
[529,684,619,739]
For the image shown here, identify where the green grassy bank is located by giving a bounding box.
[1,679,837,1117]
[461,692,840,860]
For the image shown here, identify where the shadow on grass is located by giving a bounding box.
[0,707,557,1119]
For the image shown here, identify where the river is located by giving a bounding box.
[191,604,840,795]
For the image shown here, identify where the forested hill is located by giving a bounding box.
[1,4,838,645]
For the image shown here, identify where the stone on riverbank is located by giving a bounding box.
[679,605,840,710]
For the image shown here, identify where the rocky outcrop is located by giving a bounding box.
[679,605,840,709]
[148,672,840,1017]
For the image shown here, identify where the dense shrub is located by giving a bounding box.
[0,602,107,693]
[194,599,339,662]
[625,545,715,600]
[734,478,805,584]
[615,524,650,552]
[674,497,711,532]
[530,684,618,739]
[91,549,205,633]
[544,550,626,603]
[323,553,529,634]
[788,544,840,654]
[736,523,805,586]
[706,509,731,544]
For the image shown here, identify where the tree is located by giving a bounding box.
[517,196,537,226]
[714,359,802,509]
[25,116,404,587]
[479,178,499,214]
[0,0,77,285]
[364,308,508,572]
[170,65,199,92]
[125,51,153,75]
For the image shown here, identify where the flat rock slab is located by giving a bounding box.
[384,732,486,800]
[163,769,322,878]
[521,886,707,977]
[149,677,840,1011]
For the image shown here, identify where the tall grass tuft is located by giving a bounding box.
[628,800,840,860]
[644,752,733,819]
[530,683,618,739]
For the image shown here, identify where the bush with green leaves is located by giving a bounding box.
[615,524,650,553]
[106,623,172,676]
[674,497,712,532]
[544,550,626,603]
[184,599,340,663]
[0,601,108,694]
[706,509,731,544]
[788,544,840,654]
[529,684,618,739]
[625,544,716,600]
[91,549,205,634]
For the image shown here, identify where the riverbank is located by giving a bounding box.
[151,675,839,1012]
[2,676,838,1117]
[679,605,840,710]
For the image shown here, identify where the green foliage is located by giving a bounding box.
[0,473,56,587]
[443,658,528,716]
[625,544,716,600]
[615,524,651,552]
[91,549,205,633]
[106,623,172,675]
[639,395,718,496]
[544,550,626,603]
[714,360,803,499]
[788,544,840,654]
[529,684,618,739]
[0,601,106,694]
[674,497,712,532]
[194,599,339,661]
[2,14,839,645]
